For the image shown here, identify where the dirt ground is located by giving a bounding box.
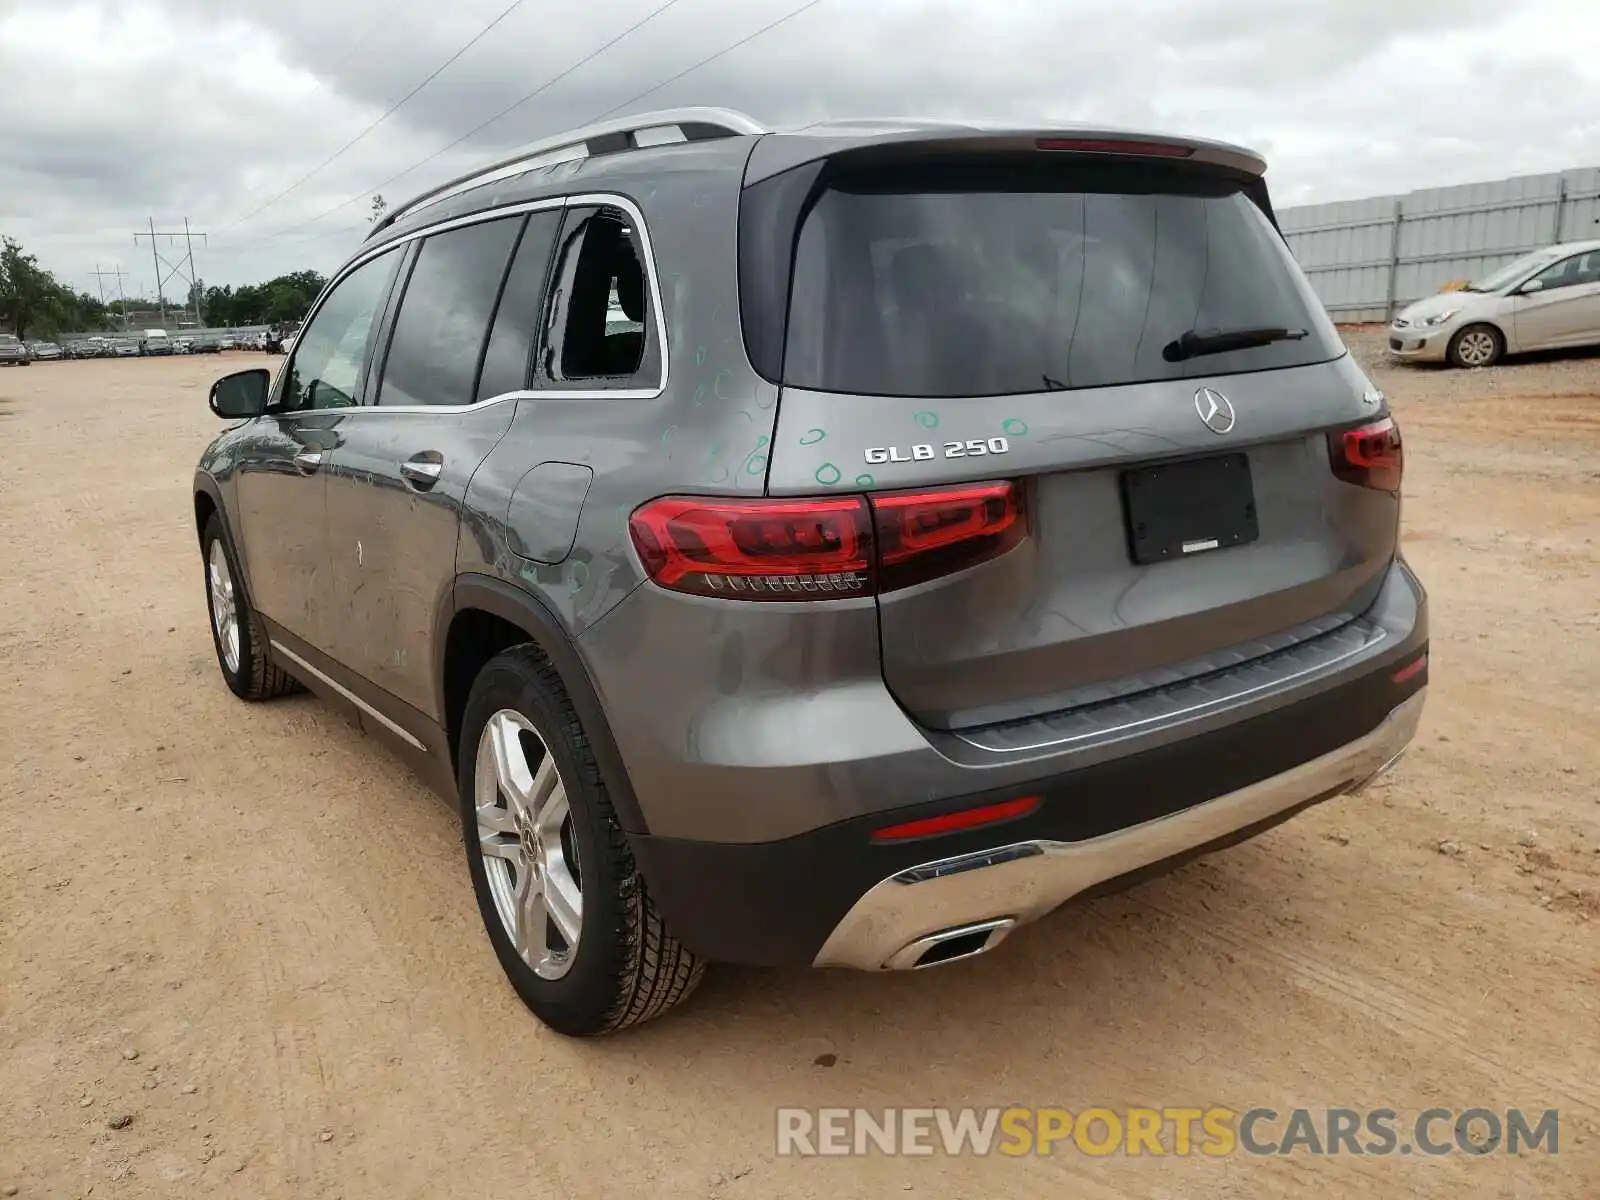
[2,332,1597,1198]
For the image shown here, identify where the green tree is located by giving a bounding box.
[0,237,52,339]
[204,284,235,326]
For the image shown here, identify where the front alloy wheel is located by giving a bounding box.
[207,539,242,675]
[1448,324,1503,368]
[200,512,299,701]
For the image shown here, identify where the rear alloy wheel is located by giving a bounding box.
[201,513,301,701]
[459,647,704,1036]
[475,709,586,981]
[1447,323,1504,368]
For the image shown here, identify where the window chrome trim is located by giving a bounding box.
[275,192,669,418]
[269,641,426,751]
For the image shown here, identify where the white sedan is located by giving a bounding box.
[1389,238,1600,367]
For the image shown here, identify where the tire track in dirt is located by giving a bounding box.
[1136,898,1600,1118]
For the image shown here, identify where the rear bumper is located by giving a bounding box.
[627,633,1429,967]
[814,687,1422,969]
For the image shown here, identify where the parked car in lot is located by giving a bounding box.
[0,334,31,366]
[219,337,237,351]
[112,339,140,357]
[1389,238,1600,367]
[193,108,1429,1037]
[27,341,62,361]
[142,329,175,356]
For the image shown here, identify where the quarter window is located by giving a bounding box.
[377,216,524,407]
[542,206,658,389]
[281,250,399,411]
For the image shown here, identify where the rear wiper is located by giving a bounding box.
[1162,326,1309,363]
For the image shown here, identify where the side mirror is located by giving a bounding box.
[1517,278,1545,295]
[210,368,270,419]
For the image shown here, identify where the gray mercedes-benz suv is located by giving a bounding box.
[194,109,1428,1036]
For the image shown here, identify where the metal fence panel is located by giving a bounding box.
[1280,164,1600,323]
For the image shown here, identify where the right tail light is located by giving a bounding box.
[1329,417,1403,491]
[629,481,1026,601]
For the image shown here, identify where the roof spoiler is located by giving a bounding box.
[742,122,1268,188]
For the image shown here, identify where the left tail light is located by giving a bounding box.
[629,481,1026,601]
[1328,417,1403,491]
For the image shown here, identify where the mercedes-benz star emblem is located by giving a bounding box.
[1194,387,1236,435]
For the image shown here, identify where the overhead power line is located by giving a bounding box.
[271,0,830,240]
[278,0,689,234]
[589,0,828,121]
[278,1,408,122]
[220,0,532,233]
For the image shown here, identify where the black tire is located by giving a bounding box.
[1446,323,1504,369]
[458,646,704,1036]
[200,512,300,701]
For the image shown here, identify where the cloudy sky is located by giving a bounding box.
[3,0,1599,293]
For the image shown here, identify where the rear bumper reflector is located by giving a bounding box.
[1391,652,1428,685]
[871,795,1041,844]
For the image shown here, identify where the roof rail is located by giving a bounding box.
[373,107,767,236]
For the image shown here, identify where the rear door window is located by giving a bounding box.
[376,215,523,407]
[782,161,1342,398]
[476,209,562,400]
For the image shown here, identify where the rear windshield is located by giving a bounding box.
[781,161,1342,398]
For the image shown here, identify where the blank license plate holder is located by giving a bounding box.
[1120,452,1259,565]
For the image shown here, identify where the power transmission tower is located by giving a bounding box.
[91,264,130,328]
[132,218,209,327]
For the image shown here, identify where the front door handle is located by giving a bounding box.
[400,454,444,490]
[293,450,323,474]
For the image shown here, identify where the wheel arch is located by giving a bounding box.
[193,472,257,608]
[192,473,222,547]
[441,573,649,835]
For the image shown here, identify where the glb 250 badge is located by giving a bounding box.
[864,437,1010,465]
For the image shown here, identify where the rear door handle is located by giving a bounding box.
[293,450,323,474]
[400,455,444,490]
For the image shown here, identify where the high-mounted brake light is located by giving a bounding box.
[1328,417,1404,492]
[629,481,1027,601]
[871,795,1041,843]
[1036,138,1194,158]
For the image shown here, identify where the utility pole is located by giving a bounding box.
[91,265,130,329]
[138,218,166,323]
[182,218,203,327]
[132,218,208,328]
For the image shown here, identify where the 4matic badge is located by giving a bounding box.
[864,437,1011,465]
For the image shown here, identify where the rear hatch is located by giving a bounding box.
[746,135,1400,731]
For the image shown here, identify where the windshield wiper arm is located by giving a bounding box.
[1162,326,1310,363]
